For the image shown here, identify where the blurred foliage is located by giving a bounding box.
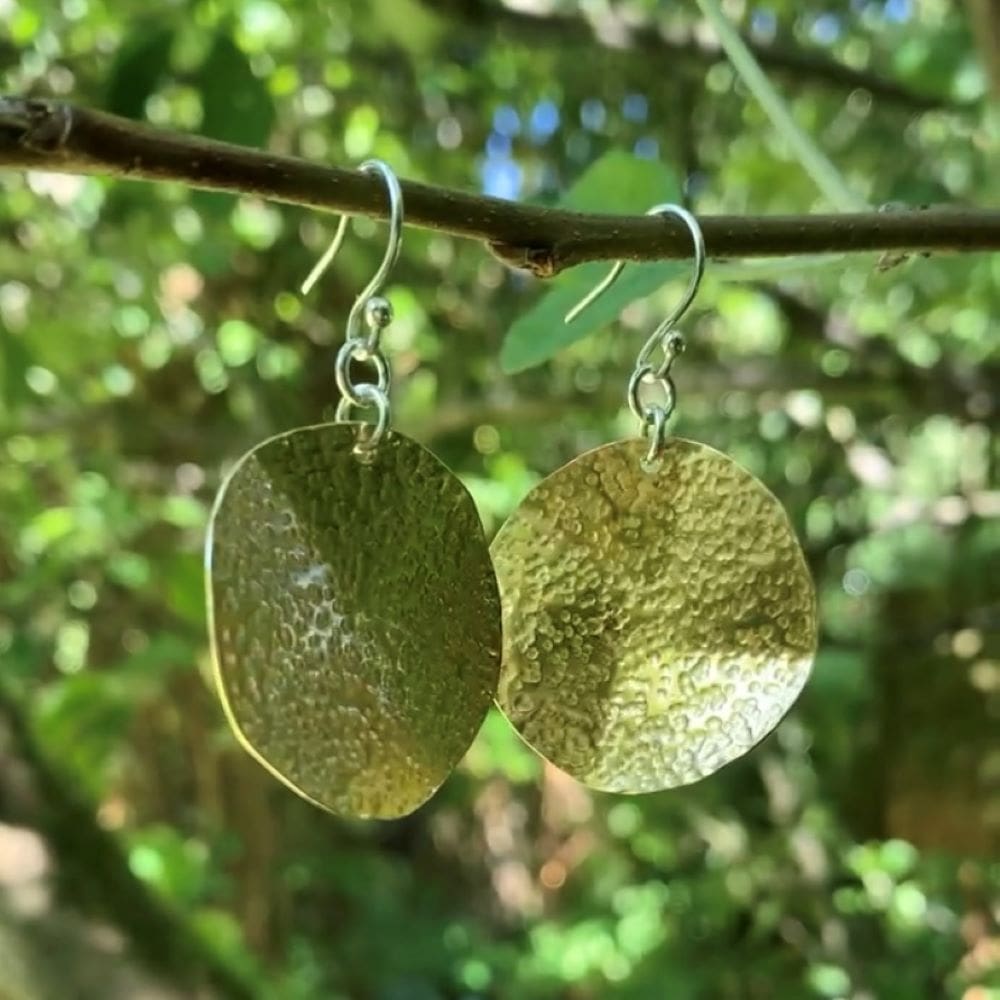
[500,151,683,372]
[1,0,999,998]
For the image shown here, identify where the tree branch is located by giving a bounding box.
[2,97,999,276]
[432,0,962,113]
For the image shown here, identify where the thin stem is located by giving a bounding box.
[695,0,864,211]
[429,0,965,113]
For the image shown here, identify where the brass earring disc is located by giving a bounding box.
[491,438,817,793]
[206,423,501,819]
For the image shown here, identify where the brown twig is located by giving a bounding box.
[2,97,999,276]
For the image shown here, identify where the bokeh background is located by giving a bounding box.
[1,1,999,997]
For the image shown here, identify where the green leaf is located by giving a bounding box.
[0,321,34,416]
[500,260,681,374]
[216,318,261,367]
[104,26,174,120]
[712,254,848,281]
[32,675,131,796]
[198,34,275,148]
[556,150,678,215]
[500,152,681,373]
[127,824,209,905]
[163,551,207,628]
[194,34,275,215]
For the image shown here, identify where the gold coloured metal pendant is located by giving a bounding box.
[491,437,817,793]
[206,423,502,819]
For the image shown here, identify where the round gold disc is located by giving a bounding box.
[491,437,817,793]
[206,423,501,818]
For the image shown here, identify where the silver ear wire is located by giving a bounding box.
[565,203,705,370]
[300,159,404,453]
[301,212,349,297]
[301,159,403,300]
[564,203,706,466]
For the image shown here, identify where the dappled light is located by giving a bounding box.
[1,1,998,998]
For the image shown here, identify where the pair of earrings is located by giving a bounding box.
[205,161,818,819]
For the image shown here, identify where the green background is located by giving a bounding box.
[1,1,998,997]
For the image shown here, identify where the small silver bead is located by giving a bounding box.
[666,333,686,356]
[364,295,393,329]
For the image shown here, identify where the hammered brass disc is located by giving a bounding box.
[491,438,817,793]
[206,423,501,819]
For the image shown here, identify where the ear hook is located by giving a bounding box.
[564,202,705,375]
[299,159,403,454]
[300,158,404,346]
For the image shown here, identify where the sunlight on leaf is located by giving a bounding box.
[500,152,681,373]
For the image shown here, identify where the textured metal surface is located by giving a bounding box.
[491,438,817,793]
[206,423,501,818]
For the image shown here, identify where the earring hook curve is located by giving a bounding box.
[300,159,404,343]
[564,203,705,369]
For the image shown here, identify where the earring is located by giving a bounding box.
[491,204,818,794]
[205,160,501,819]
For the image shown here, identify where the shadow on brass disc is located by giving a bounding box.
[491,438,817,793]
[206,423,501,819]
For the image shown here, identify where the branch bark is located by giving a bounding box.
[2,96,1000,276]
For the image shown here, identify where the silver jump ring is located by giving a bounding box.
[335,339,390,407]
[641,406,668,469]
[627,364,677,425]
[334,382,390,451]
